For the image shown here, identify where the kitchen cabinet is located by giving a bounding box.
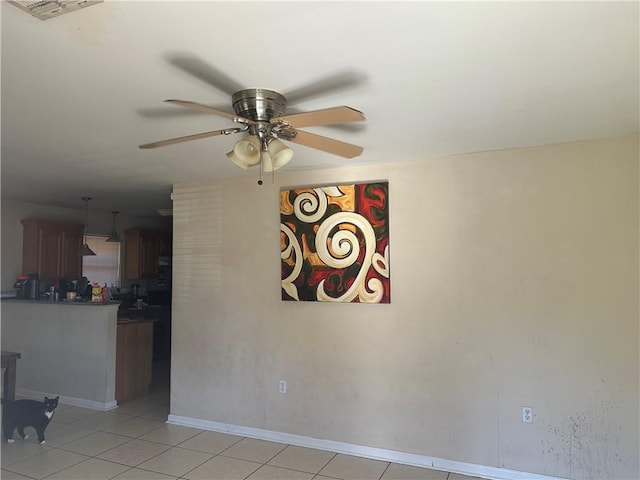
[124,229,171,279]
[21,219,84,281]
[115,321,153,403]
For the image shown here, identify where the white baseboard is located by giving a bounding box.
[15,387,118,411]
[167,414,565,480]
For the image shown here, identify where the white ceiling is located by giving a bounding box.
[1,1,638,217]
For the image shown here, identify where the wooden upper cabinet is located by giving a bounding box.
[61,228,84,279]
[124,229,170,279]
[39,225,63,278]
[157,233,172,257]
[21,219,84,280]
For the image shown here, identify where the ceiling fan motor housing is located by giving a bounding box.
[232,89,287,121]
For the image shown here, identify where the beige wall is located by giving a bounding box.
[171,135,639,479]
[1,301,119,410]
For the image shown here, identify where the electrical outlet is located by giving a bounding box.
[522,406,533,423]
[279,380,287,394]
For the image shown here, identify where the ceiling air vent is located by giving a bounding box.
[10,0,102,21]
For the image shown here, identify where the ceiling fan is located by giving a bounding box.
[139,56,366,176]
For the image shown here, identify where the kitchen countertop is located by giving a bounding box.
[1,298,120,306]
[2,297,160,324]
[117,305,169,324]
[117,317,156,325]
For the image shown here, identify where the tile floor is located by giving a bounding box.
[1,366,481,480]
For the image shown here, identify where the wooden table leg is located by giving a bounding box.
[2,352,20,402]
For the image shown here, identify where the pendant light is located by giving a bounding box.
[106,211,120,243]
[80,197,96,256]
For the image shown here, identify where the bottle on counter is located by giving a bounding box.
[91,283,102,302]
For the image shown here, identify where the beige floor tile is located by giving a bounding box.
[1,441,50,467]
[139,389,170,406]
[3,448,88,479]
[97,439,171,467]
[140,405,170,421]
[448,474,482,480]
[113,468,177,480]
[116,399,162,416]
[104,417,166,438]
[221,437,287,463]
[18,421,93,447]
[268,445,335,474]
[44,457,131,479]
[247,464,315,479]
[178,430,244,454]
[0,469,34,479]
[111,467,178,479]
[319,454,389,480]
[381,463,449,479]
[184,455,262,480]
[59,431,132,456]
[71,410,133,429]
[139,424,203,446]
[136,446,213,477]
[50,406,97,424]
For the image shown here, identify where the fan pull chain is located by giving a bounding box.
[257,149,264,185]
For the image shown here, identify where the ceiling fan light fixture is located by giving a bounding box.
[264,139,294,172]
[226,135,261,169]
[141,73,366,175]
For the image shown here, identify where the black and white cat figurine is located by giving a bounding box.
[2,396,59,444]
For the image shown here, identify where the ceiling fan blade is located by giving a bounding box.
[274,106,364,128]
[284,71,367,105]
[137,103,230,118]
[139,128,240,149]
[166,54,245,96]
[165,100,253,124]
[285,130,363,158]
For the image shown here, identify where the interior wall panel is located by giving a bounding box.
[170,135,639,479]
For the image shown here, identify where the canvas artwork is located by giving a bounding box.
[280,181,390,303]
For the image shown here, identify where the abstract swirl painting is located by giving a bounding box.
[280,182,390,303]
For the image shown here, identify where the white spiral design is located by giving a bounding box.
[280,223,303,300]
[372,245,390,278]
[315,212,384,303]
[293,188,327,223]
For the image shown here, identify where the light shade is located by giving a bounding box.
[226,136,261,169]
[105,233,120,243]
[80,243,97,256]
[263,139,294,172]
[80,196,97,256]
[106,211,120,243]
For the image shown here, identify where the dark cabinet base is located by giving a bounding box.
[115,322,153,404]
